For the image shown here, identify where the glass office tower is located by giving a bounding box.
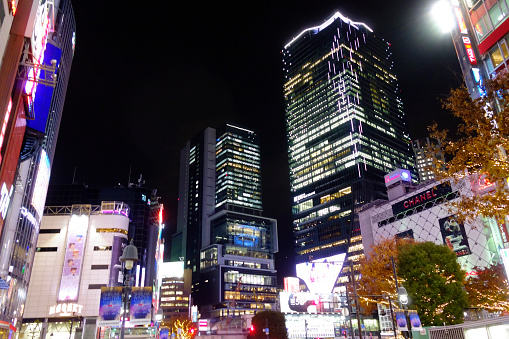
[283,12,415,266]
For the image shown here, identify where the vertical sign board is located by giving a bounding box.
[408,310,423,331]
[395,310,408,331]
[98,287,122,327]
[438,215,471,257]
[109,236,127,287]
[130,287,152,325]
[160,328,169,339]
[58,215,89,301]
[31,149,51,219]
[500,249,509,285]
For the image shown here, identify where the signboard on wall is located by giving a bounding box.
[438,215,471,257]
[58,215,89,301]
[391,182,453,215]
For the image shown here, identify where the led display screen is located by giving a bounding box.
[31,149,51,219]
[160,261,184,278]
[233,225,262,248]
[58,215,89,302]
[295,253,346,294]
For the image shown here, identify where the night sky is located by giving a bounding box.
[49,1,464,282]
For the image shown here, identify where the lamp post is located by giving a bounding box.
[397,287,412,339]
[120,239,138,339]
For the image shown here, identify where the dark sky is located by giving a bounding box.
[49,1,464,281]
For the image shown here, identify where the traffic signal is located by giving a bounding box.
[189,328,196,335]
[250,325,255,333]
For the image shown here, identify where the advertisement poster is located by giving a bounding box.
[109,236,127,286]
[98,287,122,327]
[438,215,471,257]
[160,328,169,339]
[395,310,408,331]
[58,215,89,301]
[130,287,153,325]
[295,253,346,294]
[408,310,423,331]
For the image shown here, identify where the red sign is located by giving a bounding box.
[454,7,467,34]
[462,37,477,65]
[403,189,438,209]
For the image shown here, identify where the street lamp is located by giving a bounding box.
[156,308,164,322]
[397,287,413,339]
[120,239,138,339]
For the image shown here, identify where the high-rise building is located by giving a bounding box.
[159,262,192,320]
[412,138,445,183]
[172,123,278,319]
[0,1,76,336]
[282,12,415,269]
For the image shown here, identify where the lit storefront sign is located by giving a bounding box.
[453,6,467,34]
[0,183,13,219]
[462,37,477,65]
[49,303,83,316]
[384,169,411,185]
[391,182,454,215]
[0,99,13,166]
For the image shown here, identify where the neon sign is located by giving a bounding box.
[462,37,477,65]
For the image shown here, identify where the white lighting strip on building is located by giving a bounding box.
[284,11,373,49]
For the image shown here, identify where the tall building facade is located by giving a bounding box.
[412,138,445,183]
[172,123,278,319]
[44,184,163,289]
[282,12,415,267]
[0,1,76,336]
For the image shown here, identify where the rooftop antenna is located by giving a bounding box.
[72,166,77,184]
[128,166,132,188]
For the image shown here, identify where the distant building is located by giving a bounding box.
[159,262,191,319]
[21,202,130,339]
[411,137,445,183]
[172,123,278,319]
[282,12,416,276]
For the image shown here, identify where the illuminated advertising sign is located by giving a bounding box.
[462,37,477,65]
[98,287,122,327]
[453,7,468,34]
[295,253,346,294]
[160,261,185,279]
[49,303,83,317]
[58,215,89,301]
[395,310,408,331]
[284,277,300,293]
[109,236,127,287]
[438,215,471,257]
[0,99,13,166]
[279,291,348,313]
[31,149,51,218]
[130,287,152,325]
[391,182,453,215]
[26,42,62,132]
[384,169,411,185]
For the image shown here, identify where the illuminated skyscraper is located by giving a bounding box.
[172,123,278,318]
[283,12,415,268]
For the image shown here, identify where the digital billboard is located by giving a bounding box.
[31,149,51,219]
[160,261,184,279]
[58,215,89,302]
[295,253,346,294]
[26,42,62,133]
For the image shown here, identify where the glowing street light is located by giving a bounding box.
[431,0,456,33]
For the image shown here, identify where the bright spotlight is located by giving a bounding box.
[432,0,456,33]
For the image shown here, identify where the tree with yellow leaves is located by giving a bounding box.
[357,236,414,315]
[161,316,196,339]
[428,72,509,223]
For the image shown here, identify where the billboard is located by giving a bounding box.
[160,261,184,279]
[295,253,346,294]
[438,215,471,257]
[395,310,408,331]
[98,287,122,327]
[109,236,127,286]
[130,287,152,325]
[58,215,89,301]
[31,149,51,219]
[408,310,423,331]
[26,42,62,133]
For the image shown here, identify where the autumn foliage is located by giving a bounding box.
[464,263,509,312]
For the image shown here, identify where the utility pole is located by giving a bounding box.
[349,260,363,339]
